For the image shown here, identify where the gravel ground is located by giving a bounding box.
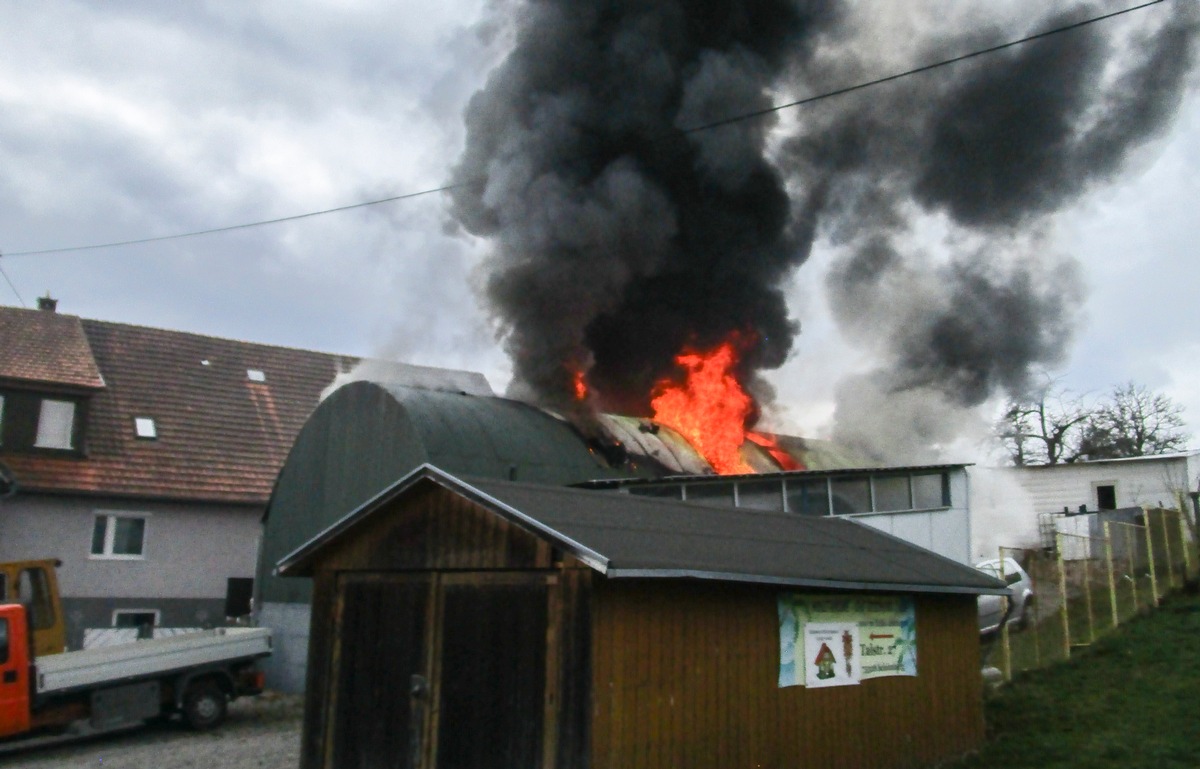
[0,692,302,769]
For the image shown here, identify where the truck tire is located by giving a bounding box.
[182,679,228,730]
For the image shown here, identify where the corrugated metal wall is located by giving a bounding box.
[591,580,984,769]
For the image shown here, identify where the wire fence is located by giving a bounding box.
[989,506,1197,682]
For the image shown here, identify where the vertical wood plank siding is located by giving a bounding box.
[306,485,553,574]
[299,485,589,769]
[299,572,336,769]
[591,581,984,769]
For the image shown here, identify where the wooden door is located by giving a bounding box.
[432,576,549,769]
[330,573,554,769]
[331,574,431,769]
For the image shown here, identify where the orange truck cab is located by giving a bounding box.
[0,560,65,657]
[0,604,32,739]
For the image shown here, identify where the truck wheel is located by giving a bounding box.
[183,679,228,730]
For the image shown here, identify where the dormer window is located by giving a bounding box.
[0,390,85,454]
[34,399,76,450]
[134,417,157,440]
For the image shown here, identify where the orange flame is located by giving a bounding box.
[572,369,589,401]
[746,431,805,471]
[650,339,754,474]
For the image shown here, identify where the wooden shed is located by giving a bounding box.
[277,464,1006,769]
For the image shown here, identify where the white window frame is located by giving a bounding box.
[34,398,76,449]
[111,609,160,628]
[90,512,150,560]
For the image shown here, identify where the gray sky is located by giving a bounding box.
[1,1,1196,453]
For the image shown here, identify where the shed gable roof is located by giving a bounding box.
[278,464,1007,596]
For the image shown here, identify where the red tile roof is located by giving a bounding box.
[0,307,486,505]
[0,307,104,389]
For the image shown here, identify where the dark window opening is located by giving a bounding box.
[628,485,682,500]
[685,482,734,506]
[786,479,828,516]
[873,476,912,512]
[737,480,784,511]
[1097,485,1117,510]
[912,472,950,509]
[114,611,157,639]
[225,578,254,618]
[831,477,871,514]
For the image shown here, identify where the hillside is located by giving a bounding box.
[953,589,1200,768]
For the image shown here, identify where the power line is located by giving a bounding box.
[0,254,27,307]
[5,184,461,257]
[4,0,1165,259]
[684,0,1166,135]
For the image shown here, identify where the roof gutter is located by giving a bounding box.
[604,568,1011,596]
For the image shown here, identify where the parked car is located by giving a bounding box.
[976,557,1035,635]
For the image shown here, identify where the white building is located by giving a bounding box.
[1009,452,1199,517]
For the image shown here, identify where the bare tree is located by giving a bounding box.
[997,380,1190,466]
[1077,381,1188,460]
[995,380,1092,465]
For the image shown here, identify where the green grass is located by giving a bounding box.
[953,589,1200,769]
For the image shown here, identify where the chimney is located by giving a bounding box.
[37,293,58,313]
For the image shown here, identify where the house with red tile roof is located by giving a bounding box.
[0,300,490,648]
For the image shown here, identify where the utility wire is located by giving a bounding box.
[0,254,27,307]
[6,185,461,257]
[3,0,1164,259]
[684,0,1165,134]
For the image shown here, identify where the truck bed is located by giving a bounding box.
[35,627,271,695]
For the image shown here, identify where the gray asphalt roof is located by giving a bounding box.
[278,465,1008,596]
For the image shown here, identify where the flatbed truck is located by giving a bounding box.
[0,602,271,744]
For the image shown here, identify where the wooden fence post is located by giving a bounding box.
[1145,510,1160,607]
[1104,522,1118,628]
[1057,533,1070,658]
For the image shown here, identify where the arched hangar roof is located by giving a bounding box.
[258,380,628,603]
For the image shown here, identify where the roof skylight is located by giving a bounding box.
[134,417,157,439]
[247,369,266,382]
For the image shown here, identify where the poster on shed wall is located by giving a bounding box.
[778,594,917,688]
[803,622,860,688]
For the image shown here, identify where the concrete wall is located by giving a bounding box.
[61,596,227,650]
[0,492,261,648]
[257,601,311,693]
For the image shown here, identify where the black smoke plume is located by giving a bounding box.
[451,0,1197,452]
[450,0,842,414]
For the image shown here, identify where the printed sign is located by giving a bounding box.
[778,595,917,688]
[804,622,860,688]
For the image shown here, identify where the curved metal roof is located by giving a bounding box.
[374,382,619,484]
[258,380,626,603]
